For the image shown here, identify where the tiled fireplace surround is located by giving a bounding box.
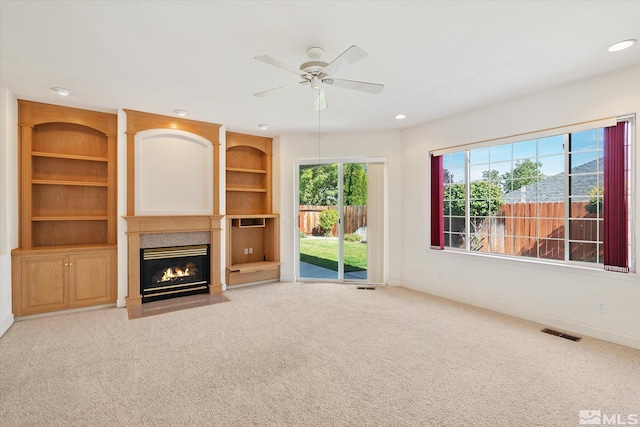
[123,110,223,308]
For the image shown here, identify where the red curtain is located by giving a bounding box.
[603,121,628,272]
[430,155,444,249]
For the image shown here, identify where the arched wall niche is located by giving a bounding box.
[134,129,213,215]
[124,109,221,216]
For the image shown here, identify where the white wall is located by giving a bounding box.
[0,89,18,336]
[401,65,640,349]
[219,127,227,290]
[276,130,403,284]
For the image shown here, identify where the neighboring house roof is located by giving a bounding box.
[502,158,600,203]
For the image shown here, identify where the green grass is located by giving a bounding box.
[299,238,367,272]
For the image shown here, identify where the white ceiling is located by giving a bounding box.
[1,1,639,137]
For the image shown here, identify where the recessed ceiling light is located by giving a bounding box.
[174,110,188,117]
[258,124,269,130]
[51,87,70,96]
[394,114,406,120]
[607,39,636,52]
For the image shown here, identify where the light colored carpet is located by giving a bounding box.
[1,282,638,426]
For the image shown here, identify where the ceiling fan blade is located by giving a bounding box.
[321,45,367,76]
[254,81,307,97]
[254,55,302,76]
[322,78,384,94]
[314,89,328,111]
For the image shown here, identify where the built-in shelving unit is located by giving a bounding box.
[225,132,279,286]
[12,101,117,316]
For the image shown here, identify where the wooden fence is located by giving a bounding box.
[449,201,601,261]
[299,205,367,236]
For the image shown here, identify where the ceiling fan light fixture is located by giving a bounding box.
[395,114,407,120]
[607,39,636,52]
[314,89,328,111]
[311,76,321,91]
[51,87,71,96]
[174,109,189,117]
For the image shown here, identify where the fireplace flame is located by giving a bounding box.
[161,266,191,282]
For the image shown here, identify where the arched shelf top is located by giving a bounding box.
[18,100,116,137]
[226,131,272,155]
[34,121,107,137]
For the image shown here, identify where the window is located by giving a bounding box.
[433,118,633,272]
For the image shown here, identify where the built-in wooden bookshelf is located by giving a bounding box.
[225,132,279,286]
[226,132,272,215]
[12,101,117,316]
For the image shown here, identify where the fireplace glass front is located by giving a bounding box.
[140,245,210,303]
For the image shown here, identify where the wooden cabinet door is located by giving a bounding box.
[20,255,68,315]
[69,251,114,308]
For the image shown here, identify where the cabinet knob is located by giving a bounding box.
[64,263,68,266]
[69,263,73,266]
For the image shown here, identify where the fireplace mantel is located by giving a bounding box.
[124,215,223,307]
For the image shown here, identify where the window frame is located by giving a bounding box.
[436,116,635,272]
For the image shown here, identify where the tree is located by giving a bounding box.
[299,163,368,206]
[444,181,504,250]
[299,164,338,205]
[343,163,367,205]
[318,209,339,235]
[482,169,500,183]
[444,169,455,184]
[445,182,504,217]
[585,185,603,215]
[501,159,545,192]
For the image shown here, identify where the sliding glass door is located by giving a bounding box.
[298,162,369,281]
[298,163,340,280]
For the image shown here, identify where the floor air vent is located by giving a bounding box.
[541,328,581,342]
[357,286,375,290]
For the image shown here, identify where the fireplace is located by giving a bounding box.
[140,244,210,303]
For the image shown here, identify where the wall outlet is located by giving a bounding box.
[244,248,249,255]
[248,247,253,254]
[597,303,606,313]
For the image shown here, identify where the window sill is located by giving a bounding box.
[437,248,638,282]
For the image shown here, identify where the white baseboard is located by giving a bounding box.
[0,313,15,337]
[401,280,640,350]
[14,303,117,322]
[225,279,279,290]
[116,298,126,308]
[280,274,295,282]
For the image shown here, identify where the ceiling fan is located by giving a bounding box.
[253,45,384,110]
